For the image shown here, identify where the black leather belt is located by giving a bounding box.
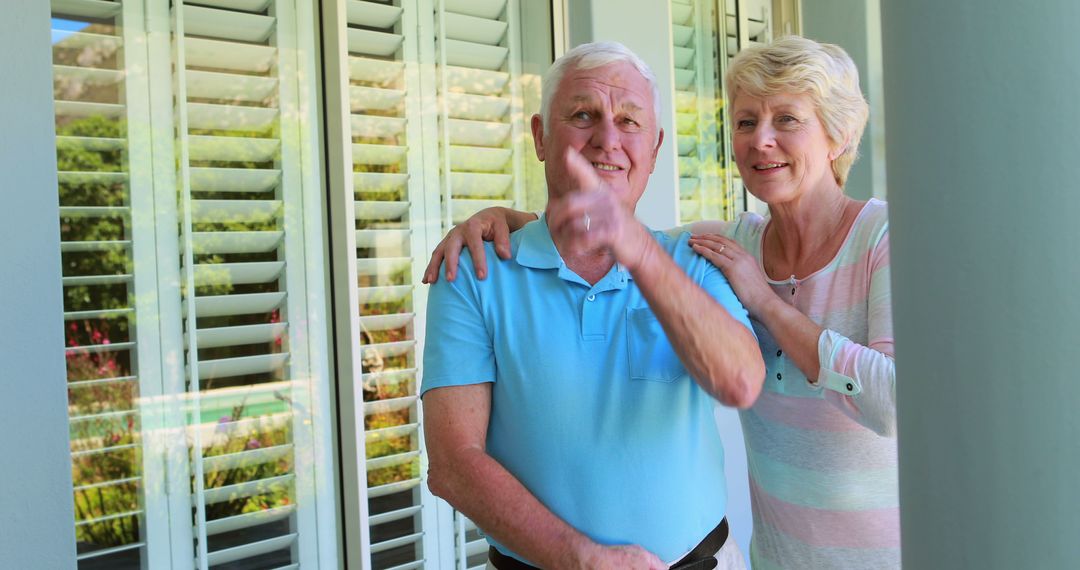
[488,517,728,570]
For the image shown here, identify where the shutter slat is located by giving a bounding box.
[447,118,510,147]
[71,442,139,459]
[198,352,289,379]
[450,172,512,198]
[442,38,508,71]
[65,341,136,355]
[678,135,697,156]
[367,478,420,498]
[190,199,282,223]
[443,12,508,45]
[349,56,404,85]
[194,0,273,12]
[351,85,406,112]
[52,64,123,86]
[76,509,143,527]
[680,178,700,199]
[186,69,278,103]
[361,339,416,359]
[189,134,280,162]
[352,114,407,139]
[349,28,404,57]
[671,2,693,25]
[466,538,488,557]
[355,229,410,251]
[193,261,286,286]
[363,395,418,416]
[361,368,416,387]
[191,230,283,254]
[73,475,141,493]
[444,65,509,96]
[205,504,296,536]
[203,443,293,473]
[51,0,122,19]
[64,308,134,321]
[445,92,509,121]
[354,143,406,166]
[190,291,285,317]
[69,408,136,425]
[60,239,130,253]
[356,285,413,304]
[75,541,145,562]
[187,102,278,132]
[675,68,695,90]
[672,24,694,47]
[680,200,700,219]
[190,167,281,193]
[56,135,125,151]
[355,200,410,221]
[54,100,124,118]
[369,505,422,526]
[358,313,413,332]
[51,30,122,51]
[445,0,507,20]
[57,171,127,184]
[355,172,409,194]
[62,273,133,286]
[348,0,404,28]
[450,145,511,172]
[205,533,298,566]
[451,198,513,224]
[383,561,425,570]
[355,256,410,277]
[366,422,418,443]
[182,5,275,43]
[185,37,276,73]
[196,322,288,348]
[370,531,422,554]
[365,449,420,472]
[674,46,695,69]
[198,412,292,449]
[201,473,294,506]
[59,206,126,217]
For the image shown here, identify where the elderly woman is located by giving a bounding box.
[425,36,898,569]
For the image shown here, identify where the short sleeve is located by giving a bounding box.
[421,258,497,396]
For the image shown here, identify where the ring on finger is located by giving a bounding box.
[717,244,726,254]
[583,213,591,232]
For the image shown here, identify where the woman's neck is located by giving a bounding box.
[763,186,859,280]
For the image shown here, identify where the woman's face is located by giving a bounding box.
[731,91,840,204]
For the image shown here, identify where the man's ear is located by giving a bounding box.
[649,127,665,173]
[531,114,545,161]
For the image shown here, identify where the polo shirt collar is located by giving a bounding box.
[514,218,633,284]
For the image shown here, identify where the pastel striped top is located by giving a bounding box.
[691,198,898,569]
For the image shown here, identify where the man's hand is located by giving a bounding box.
[570,544,667,570]
[546,147,654,270]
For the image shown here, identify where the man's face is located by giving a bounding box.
[532,61,663,210]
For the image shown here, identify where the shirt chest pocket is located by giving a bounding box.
[626,307,688,383]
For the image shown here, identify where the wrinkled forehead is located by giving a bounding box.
[558,62,655,113]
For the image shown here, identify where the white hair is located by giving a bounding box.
[539,41,661,137]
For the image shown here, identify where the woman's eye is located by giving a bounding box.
[736,119,755,129]
[778,115,798,124]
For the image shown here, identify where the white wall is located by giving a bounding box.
[0,2,78,568]
[883,0,1080,566]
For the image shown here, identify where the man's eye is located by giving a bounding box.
[572,111,591,121]
[623,117,639,126]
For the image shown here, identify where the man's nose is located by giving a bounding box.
[589,118,620,151]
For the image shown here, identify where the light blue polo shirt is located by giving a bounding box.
[422,219,754,564]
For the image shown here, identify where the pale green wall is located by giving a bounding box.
[802,0,886,201]
[884,0,1080,566]
[0,2,78,568]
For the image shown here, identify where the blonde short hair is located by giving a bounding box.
[725,36,869,188]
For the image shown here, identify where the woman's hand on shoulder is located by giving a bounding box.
[423,207,513,283]
[688,234,775,317]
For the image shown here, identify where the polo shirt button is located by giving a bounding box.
[776,350,782,357]
[776,373,782,380]
[846,383,854,392]
[587,294,596,301]
[790,288,796,296]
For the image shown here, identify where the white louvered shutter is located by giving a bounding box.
[670,0,774,220]
[50,0,174,566]
[670,0,727,223]
[337,1,436,568]
[164,0,330,568]
[434,2,526,567]
[329,1,538,568]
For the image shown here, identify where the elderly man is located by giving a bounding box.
[422,42,764,570]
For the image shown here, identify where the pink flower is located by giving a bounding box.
[245,438,261,450]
